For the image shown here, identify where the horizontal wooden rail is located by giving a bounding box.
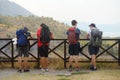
[0,38,120,68]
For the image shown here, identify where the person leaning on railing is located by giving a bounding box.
[37,23,53,72]
[16,27,32,73]
[66,20,81,72]
[87,23,102,71]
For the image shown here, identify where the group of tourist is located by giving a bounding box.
[16,20,102,73]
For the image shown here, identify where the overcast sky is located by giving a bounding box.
[9,0,120,24]
[9,0,120,37]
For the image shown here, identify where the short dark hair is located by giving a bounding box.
[89,23,96,28]
[40,23,49,28]
[40,23,46,27]
[23,27,28,32]
[71,20,77,26]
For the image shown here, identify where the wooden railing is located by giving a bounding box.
[0,38,120,68]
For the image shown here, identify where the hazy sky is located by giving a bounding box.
[9,0,120,24]
[9,0,120,37]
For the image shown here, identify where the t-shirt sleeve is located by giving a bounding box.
[66,30,69,35]
[76,28,81,35]
[37,29,40,37]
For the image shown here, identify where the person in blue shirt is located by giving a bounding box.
[16,27,32,73]
[66,20,81,72]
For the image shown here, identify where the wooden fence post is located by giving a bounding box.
[11,41,14,68]
[118,40,120,66]
[64,40,67,69]
[37,47,40,69]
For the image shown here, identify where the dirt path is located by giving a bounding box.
[0,69,120,80]
[0,69,89,77]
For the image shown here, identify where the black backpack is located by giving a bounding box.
[40,24,51,44]
[89,28,102,47]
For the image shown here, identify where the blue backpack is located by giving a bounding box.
[16,29,28,46]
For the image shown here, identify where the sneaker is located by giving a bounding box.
[92,67,97,71]
[90,66,97,71]
[41,68,45,72]
[45,68,49,72]
[17,69,22,73]
[68,66,72,72]
[90,65,94,70]
[24,69,30,72]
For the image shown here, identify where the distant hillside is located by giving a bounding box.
[0,15,87,38]
[0,0,33,16]
[0,0,87,38]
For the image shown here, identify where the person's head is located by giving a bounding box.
[71,20,78,27]
[89,23,96,30]
[40,23,49,29]
[23,27,28,33]
[40,23,46,28]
